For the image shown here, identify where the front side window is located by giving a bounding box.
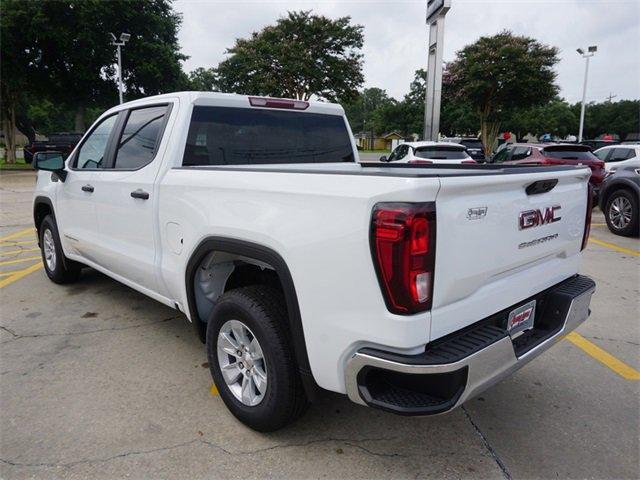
[491,148,511,163]
[395,145,409,160]
[182,106,354,166]
[113,106,168,169]
[75,115,117,169]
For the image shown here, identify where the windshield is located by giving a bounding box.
[414,146,468,160]
[183,106,354,166]
[460,140,482,149]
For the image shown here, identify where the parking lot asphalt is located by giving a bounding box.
[1,170,638,479]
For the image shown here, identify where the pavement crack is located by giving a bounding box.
[0,325,19,338]
[0,436,400,470]
[208,436,399,456]
[462,406,512,480]
[0,315,181,342]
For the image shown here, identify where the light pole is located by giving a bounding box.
[577,45,597,142]
[110,32,131,104]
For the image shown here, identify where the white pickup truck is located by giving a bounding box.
[32,92,595,431]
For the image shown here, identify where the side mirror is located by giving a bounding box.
[33,151,66,181]
[379,155,388,162]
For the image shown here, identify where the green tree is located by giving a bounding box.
[189,67,218,91]
[0,1,40,162]
[343,87,394,133]
[215,10,364,101]
[447,31,559,154]
[1,0,187,158]
[505,99,576,140]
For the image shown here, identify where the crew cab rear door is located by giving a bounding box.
[429,167,591,340]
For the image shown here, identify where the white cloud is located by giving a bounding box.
[175,0,640,102]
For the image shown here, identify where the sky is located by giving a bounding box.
[174,0,640,103]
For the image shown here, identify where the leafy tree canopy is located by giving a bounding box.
[447,31,559,152]
[215,10,364,102]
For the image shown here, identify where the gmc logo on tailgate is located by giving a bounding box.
[519,206,561,230]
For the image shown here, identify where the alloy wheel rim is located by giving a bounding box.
[216,319,267,406]
[42,229,56,272]
[609,196,632,229]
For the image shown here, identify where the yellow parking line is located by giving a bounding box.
[0,256,41,267]
[590,223,607,227]
[0,240,37,247]
[0,262,43,289]
[589,238,640,257]
[210,384,219,396]
[566,332,640,381]
[0,227,35,243]
[0,248,39,256]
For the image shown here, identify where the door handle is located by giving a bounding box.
[81,184,94,193]
[130,189,150,200]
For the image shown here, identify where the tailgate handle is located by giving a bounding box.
[526,179,558,195]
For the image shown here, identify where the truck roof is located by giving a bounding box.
[102,91,345,117]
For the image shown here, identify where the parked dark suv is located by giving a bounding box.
[23,132,83,164]
[598,161,640,237]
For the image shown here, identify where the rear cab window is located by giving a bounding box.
[182,106,354,166]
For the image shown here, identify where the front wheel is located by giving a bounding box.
[39,215,82,283]
[605,189,639,237]
[206,286,308,431]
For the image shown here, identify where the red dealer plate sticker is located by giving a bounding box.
[507,300,536,337]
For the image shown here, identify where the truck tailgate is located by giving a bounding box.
[430,167,591,340]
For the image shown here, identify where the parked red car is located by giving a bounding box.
[490,143,605,196]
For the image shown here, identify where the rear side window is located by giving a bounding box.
[609,148,636,162]
[113,105,168,170]
[542,149,597,160]
[182,106,354,166]
[510,146,531,160]
[414,146,468,160]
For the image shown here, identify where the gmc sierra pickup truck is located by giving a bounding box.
[32,92,596,431]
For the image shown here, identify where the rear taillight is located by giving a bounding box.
[461,160,477,164]
[370,203,436,314]
[581,184,593,251]
[408,159,432,164]
[249,97,309,110]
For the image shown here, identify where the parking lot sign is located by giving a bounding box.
[423,0,451,141]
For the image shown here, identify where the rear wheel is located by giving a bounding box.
[605,189,639,237]
[206,286,308,431]
[39,215,81,283]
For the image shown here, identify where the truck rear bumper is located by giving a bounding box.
[345,275,596,415]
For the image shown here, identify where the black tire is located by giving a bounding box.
[206,286,308,431]
[604,189,639,237]
[39,214,82,284]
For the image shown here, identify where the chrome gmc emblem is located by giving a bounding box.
[519,205,561,230]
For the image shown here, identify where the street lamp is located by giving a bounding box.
[576,45,597,142]
[110,32,131,104]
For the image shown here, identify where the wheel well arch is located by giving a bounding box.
[184,237,316,397]
[33,196,55,236]
[601,182,638,210]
